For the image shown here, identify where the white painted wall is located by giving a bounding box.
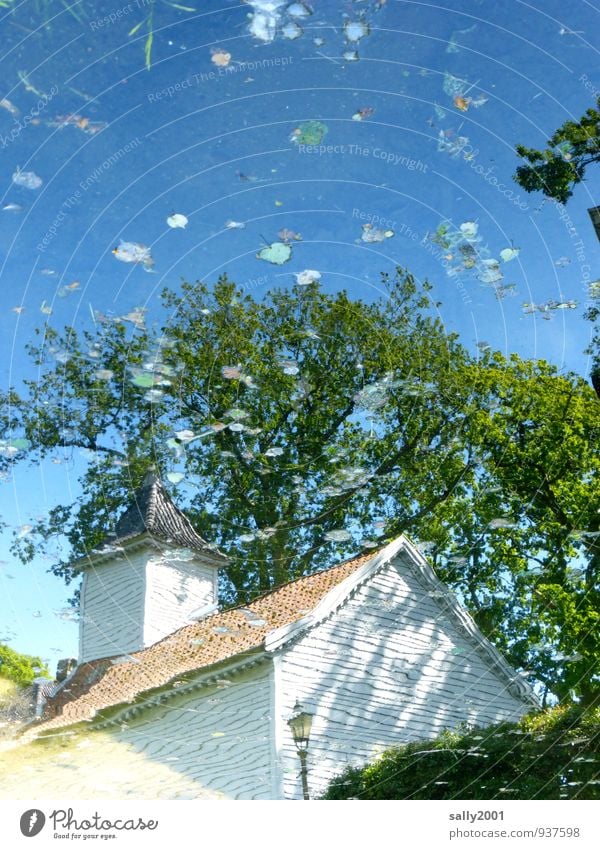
[275,558,530,799]
[79,551,146,663]
[0,662,274,800]
[79,545,218,663]
[144,553,217,647]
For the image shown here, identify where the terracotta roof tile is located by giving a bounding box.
[34,549,377,734]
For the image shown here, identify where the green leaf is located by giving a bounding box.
[128,21,144,36]
[145,29,154,70]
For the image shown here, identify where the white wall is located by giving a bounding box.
[113,661,275,799]
[79,551,146,663]
[276,558,530,799]
[79,546,218,663]
[0,662,274,800]
[144,553,217,647]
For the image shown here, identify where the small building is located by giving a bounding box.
[1,474,537,800]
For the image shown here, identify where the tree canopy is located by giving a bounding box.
[0,643,49,686]
[2,269,599,704]
[513,96,600,203]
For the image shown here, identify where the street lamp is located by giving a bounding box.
[287,701,313,800]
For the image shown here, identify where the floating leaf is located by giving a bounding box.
[344,20,369,42]
[264,446,284,457]
[499,247,520,262]
[278,359,299,375]
[360,224,394,243]
[287,2,311,17]
[324,529,352,542]
[112,240,154,269]
[459,221,478,239]
[167,213,188,229]
[144,389,164,403]
[443,71,468,97]
[470,94,488,108]
[295,269,321,286]
[145,29,154,71]
[256,242,292,265]
[222,365,243,380]
[167,472,185,484]
[7,438,31,451]
[131,373,155,388]
[352,106,375,121]
[211,49,231,67]
[94,369,114,381]
[282,21,303,39]
[278,228,302,243]
[488,518,517,529]
[224,408,249,420]
[12,168,42,190]
[290,120,328,145]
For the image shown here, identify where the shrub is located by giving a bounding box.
[321,706,600,799]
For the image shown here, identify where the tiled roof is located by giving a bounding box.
[102,471,227,561]
[34,550,376,734]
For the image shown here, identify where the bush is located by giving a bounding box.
[321,706,600,799]
[0,644,48,686]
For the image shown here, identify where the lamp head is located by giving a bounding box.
[287,701,313,750]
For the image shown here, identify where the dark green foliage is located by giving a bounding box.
[513,97,600,203]
[321,705,600,799]
[0,644,49,686]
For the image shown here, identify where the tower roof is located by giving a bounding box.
[105,471,227,562]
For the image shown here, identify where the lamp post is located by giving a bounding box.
[287,701,313,800]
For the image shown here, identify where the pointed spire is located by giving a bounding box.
[107,471,227,561]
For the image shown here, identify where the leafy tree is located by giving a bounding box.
[0,644,48,686]
[321,704,600,800]
[513,97,600,203]
[1,270,599,703]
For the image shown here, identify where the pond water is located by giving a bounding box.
[0,0,597,666]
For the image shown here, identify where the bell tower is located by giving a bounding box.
[77,472,227,663]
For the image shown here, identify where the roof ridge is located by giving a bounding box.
[144,474,159,530]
